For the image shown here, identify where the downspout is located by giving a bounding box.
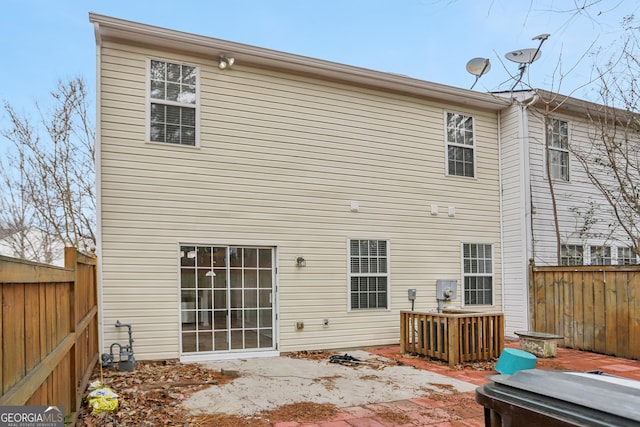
[523,93,539,263]
[521,92,538,329]
[497,110,505,314]
[93,20,105,354]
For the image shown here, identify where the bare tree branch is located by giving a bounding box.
[0,77,95,262]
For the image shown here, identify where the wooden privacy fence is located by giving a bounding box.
[0,248,99,424]
[529,262,640,360]
[400,310,504,366]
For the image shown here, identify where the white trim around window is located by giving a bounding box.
[145,58,200,147]
[561,244,584,266]
[347,238,391,312]
[589,245,611,265]
[461,242,494,306]
[617,246,638,265]
[445,111,476,178]
[546,118,570,181]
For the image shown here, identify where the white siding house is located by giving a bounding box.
[497,90,639,336]
[0,228,65,267]
[91,14,508,361]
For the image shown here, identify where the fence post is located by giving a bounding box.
[528,258,536,331]
[400,311,406,354]
[447,316,458,367]
[64,248,79,419]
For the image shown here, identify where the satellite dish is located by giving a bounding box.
[466,57,491,77]
[505,34,550,92]
[505,48,541,64]
[466,57,491,90]
[532,33,550,41]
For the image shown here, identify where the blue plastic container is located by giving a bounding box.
[495,348,537,374]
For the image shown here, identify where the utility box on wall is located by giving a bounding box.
[436,280,457,300]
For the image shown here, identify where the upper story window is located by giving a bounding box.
[547,118,569,181]
[561,244,583,266]
[446,112,475,178]
[618,247,638,265]
[349,239,389,310]
[590,246,611,265]
[148,60,198,146]
[462,243,493,305]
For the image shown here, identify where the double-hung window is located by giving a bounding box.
[349,239,389,310]
[149,59,198,146]
[547,118,569,181]
[561,244,583,266]
[462,243,493,305]
[446,112,475,177]
[618,247,638,265]
[590,246,611,265]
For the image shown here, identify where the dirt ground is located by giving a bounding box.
[76,350,487,426]
[76,359,343,426]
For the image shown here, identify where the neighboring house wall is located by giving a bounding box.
[527,105,634,266]
[0,228,65,266]
[499,103,530,336]
[499,91,638,336]
[93,14,505,361]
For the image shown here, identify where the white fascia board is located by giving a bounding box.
[89,12,509,112]
[495,89,638,122]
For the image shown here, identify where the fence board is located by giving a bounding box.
[3,284,26,394]
[24,284,41,372]
[0,259,72,284]
[582,271,594,351]
[0,250,98,424]
[529,263,640,360]
[562,271,573,347]
[37,285,46,361]
[616,271,630,357]
[552,277,562,338]
[604,271,618,355]
[573,271,584,348]
[44,284,56,355]
[593,273,606,354]
[535,271,546,332]
[630,271,640,360]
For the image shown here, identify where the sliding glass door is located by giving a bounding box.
[180,245,275,354]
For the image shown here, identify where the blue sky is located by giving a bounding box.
[0,0,636,127]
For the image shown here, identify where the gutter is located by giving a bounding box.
[88,12,509,112]
[521,93,538,329]
[92,20,105,354]
[523,93,538,263]
[497,110,505,314]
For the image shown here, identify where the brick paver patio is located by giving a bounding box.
[274,341,640,426]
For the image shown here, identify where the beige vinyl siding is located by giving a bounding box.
[99,40,502,359]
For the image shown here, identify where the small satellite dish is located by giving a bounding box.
[532,33,550,41]
[466,57,491,77]
[466,57,491,90]
[505,48,541,64]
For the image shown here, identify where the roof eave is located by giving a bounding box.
[89,13,508,111]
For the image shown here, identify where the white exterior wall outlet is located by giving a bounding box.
[430,204,439,215]
[350,201,360,212]
[448,206,456,217]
